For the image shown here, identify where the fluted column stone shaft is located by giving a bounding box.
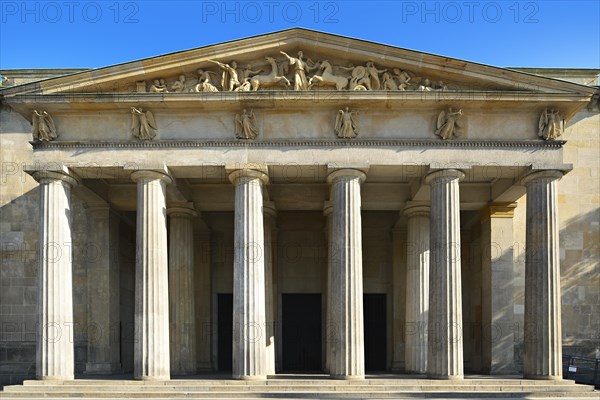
[32,169,79,380]
[323,201,333,374]
[328,169,366,379]
[132,170,172,380]
[229,168,269,380]
[425,169,464,380]
[168,204,197,375]
[522,170,563,380]
[404,202,430,374]
[263,201,276,376]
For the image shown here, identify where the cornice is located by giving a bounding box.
[31,138,566,150]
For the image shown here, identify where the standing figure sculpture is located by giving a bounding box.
[209,60,240,91]
[435,107,464,139]
[131,107,158,140]
[32,110,57,141]
[280,51,318,90]
[334,107,359,139]
[235,109,259,139]
[365,61,387,90]
[393,68,411,90]
[538,108,564,140]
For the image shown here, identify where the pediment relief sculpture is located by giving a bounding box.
[335,107,359,139]
[435,108,465,139]
[538,108,564,141]
[131,107,158,140]
[32,110,57,142]
[235,109,259,140]
[138,50,463,94]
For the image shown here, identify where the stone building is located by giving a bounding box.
[0,29,598,385]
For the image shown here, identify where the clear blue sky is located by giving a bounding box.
[0,0,599,70]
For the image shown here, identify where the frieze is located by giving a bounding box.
[134,51,465,94]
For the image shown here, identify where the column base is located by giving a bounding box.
[427,374,464,380]
[233,374,267,381]
[38,375,75,381]
[523,374,563,381]
[330,374,365,380]
[135,375,170,381]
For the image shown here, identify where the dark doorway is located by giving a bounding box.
[364,293,387,371]
[217,293,233,371]
[282,294,322,372]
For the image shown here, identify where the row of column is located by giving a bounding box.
[31,165,564,380]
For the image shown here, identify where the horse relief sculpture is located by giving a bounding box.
[435,108,465,139]
[141,51,458,93]
[538,108,564,140]
[32,110,57,142]
[235,109,259,140]
[131,107,158,140]
[335,107,359,139]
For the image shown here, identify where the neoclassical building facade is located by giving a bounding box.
[0,29,598,385]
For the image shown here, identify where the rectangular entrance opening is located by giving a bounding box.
[217,293,233,372]
[282,293,322,372]
[364,293,387,371]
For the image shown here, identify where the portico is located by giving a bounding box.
[1,29,594,384]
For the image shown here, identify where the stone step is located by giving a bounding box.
[1,391,599,399]
[3,384,595,392]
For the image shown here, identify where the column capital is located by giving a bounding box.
[480,202,518,222]
[424,169,464,185]
[228,168,269,186]
[131,169,172,185]
[404,201,430,218]
[520,170,563,187]
[167,202,197,218]
[25,165,80,187]
[327,168,366,184]
[263,201,277,217]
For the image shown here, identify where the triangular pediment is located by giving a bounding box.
[1,28,595,98]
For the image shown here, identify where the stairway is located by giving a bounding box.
[0,375,597,399]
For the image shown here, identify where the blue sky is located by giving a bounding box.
[0,0,599,70]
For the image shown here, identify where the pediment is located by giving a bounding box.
[2,28,595,97]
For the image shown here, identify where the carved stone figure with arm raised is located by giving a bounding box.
[131,107,158,140]
[208,60,240,91]
[280,51,318,90]
[32,110,57,142]
[194,69,219,92]
[435,107,464,139]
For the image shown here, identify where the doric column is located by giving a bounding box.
[263,201,276,376]
[85,205,121,374]
[228,167,269,380]
[327,169,366,379]
[168,203,197,375]
[522,170,563,380]
[30,168,79,380]
[425,169,464,380]
[404,202,430,374]
[131,169,172,380]
[323,201,333,374]
[481,203,517,374]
